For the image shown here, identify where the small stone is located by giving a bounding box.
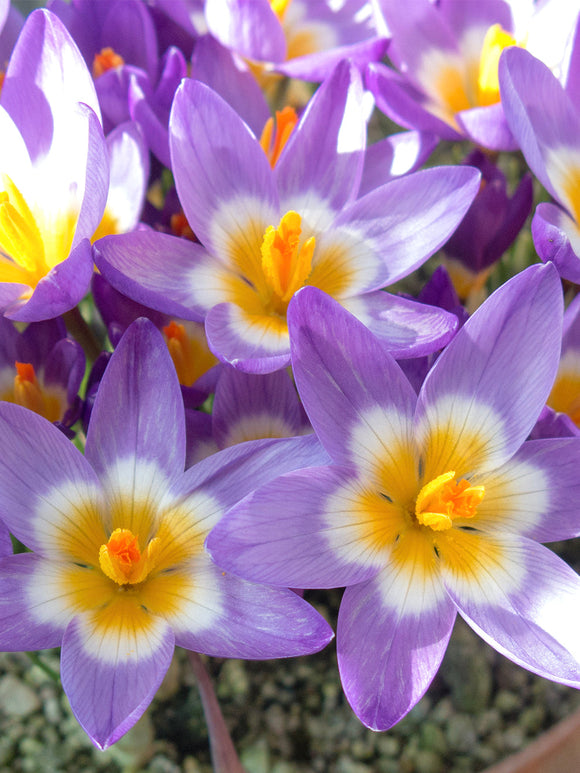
[503,725,525,752]
[335,756,371,773]
[494,689,521,715]
[419,722,447,755]
[445,714,477,753]
[475,708,501,736]
[377,735,401,757]
[0,674,41,717]
[240,737,270,773]
[414,749,444,773]
[519,705,546,735]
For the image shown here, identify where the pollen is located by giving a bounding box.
[98,528,160,585]
[478,24,517,107]
[415,470,485,531]
[260,210,315,313]
[92,47,125,79]
[259,106,298,167]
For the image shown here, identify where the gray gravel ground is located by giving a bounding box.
[1,575,580,773]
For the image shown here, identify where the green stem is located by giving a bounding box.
[187,651,247,773]
[26,651,60,684]
[62,306,102,364]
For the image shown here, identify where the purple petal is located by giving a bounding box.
[288,287,417,466]
[85,318,186,482]
[334,165,481,288]
[343,292,458,358]
[338,562,456,730]
[0,402,101,553]
[207,465,384,589]
[0,554,68,649]
[6,238,94,322]
[358,131,438,197]
[443,534,580,687]
[169,77,278,257]
[204,0,286,62]
[94,230,207,321]
[532,202,580,283]
[172,558,333,659]
[416,263,563,477]
[455,103,518,151]
[276,61,366,218]
[61,613,174,749]
[276,37,389,82]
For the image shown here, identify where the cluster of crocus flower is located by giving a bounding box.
[1,0,580,763]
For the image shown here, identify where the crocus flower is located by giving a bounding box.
[367,0,580,150]
[0,316,84,435]
[95,62,480,373]
[0,9,108,321]
[0,317,333,749]
[499,46,580,283]
[208,263,580,731]
[204,0,388,82]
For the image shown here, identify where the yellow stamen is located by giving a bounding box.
[259,106,298,168]
[260,210,315,313]
[478,24,516,106]
[92,47,125,79]
[0,175,47,285]
[415,470,485,531]
[98,527,160,585]
[162,320,218,387]
[270,0,292,20]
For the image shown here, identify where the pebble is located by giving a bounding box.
[0,674,41,717]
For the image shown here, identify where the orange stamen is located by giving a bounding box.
[98,527,159,585]
[170,211,196,241]
[259,106,298,168]
[92,47,125,78]
[162,320,218,387]
[415,470,485,531]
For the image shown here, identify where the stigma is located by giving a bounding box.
[260,210,315,313]
[415,470,485,531]
[98,528,160,585]
[92,47,125,78]
[259,106,298,167]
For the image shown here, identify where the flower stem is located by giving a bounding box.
[26,651,60,684]
[187,651,246,773]
[62,306,102,364]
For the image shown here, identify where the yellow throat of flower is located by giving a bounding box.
[98,527,160,585]
[477,23,517,106]
[0,175,47,288]
[415,470,485,531]
[260,210,315,314]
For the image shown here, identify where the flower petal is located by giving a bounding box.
[338,555,456,730]
[61,609,174,749]
[442,533,580,687]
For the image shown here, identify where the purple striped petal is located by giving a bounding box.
[276,61,366,218]
[85,318,186,482]
[359,131,438,196]
[443,534,580,687]
[207,465,384,589]
[532,202,580,283]
[94,230,206,321]
[338,562,456,730]
[172,558,333,659]
[169,77,278,256]
[288,287,417,466]
[205,0,286,62]
[61,613,175,749]
[416,263,563,477]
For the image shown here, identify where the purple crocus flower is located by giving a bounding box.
[95,62,480,373]
[0,317,333,749]
[204,0,389,82]
[0,316,84,435]
[367,0,580,150]
[0,9,108,321]
[500,46,580,283]
[208,263,580,731]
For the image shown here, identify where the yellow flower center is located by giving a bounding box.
[270,0,292,20]
[260,210,315,314]
[162,320,219,387]
[98,527,160,586]
[415,470,485,531]
[92,47,125,79]
[0,175,48,288]
[259,106,298,168]
[477,23,517,107]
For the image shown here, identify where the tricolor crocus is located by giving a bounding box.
[95,61,480,373]
[208,263,580,730]
[367,0,580,150]
[0,318,332,749]
[0,9,108,321]
[499,46,580,283]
